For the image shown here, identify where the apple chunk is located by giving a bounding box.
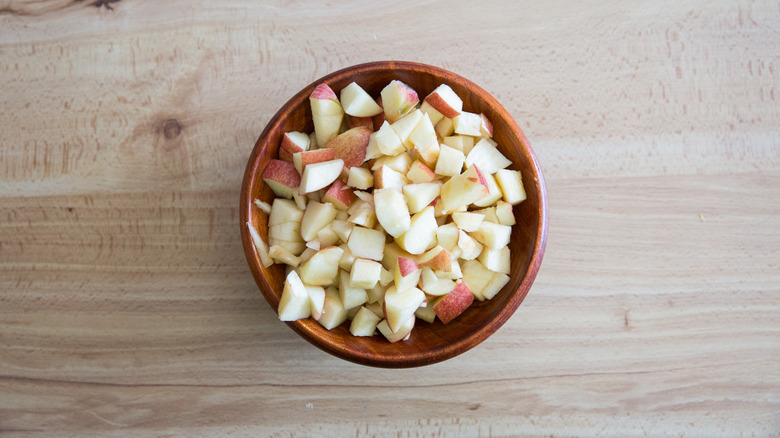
[380,80,419,123]
[350,306,381,336]
[424,84,463,118]
[394,256,421,292]
[377,316,414,342]
[347,166,374,190]
[279,131,311,162]
[350,258,382,289]
[340,82,383,117]
[299,246,344,286]
[318,287,348,330]
[325,126,372,169]
[310,83,344,147]
[373,188,411,238]
[396,206,437,255]
[433,280,474,324]
[277,270,311,321]
[383,286,425,333]
[439,165,489,212]
[300,201,338,242]
[322,180,356,211]
[299,159,344,194]
[495,169,527,205]
[348,226,386,262]
[262,159,301,199]
[465,138,512,174]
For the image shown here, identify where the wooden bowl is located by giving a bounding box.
[240,61,548,368]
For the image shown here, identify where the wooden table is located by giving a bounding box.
[2,1,778,436]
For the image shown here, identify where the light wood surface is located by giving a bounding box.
[1,0,778,436]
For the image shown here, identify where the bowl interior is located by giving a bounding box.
[240,61,547,367]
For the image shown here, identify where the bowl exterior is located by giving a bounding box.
[240,61,548,367]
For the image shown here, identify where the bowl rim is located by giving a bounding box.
[240,60,548,367]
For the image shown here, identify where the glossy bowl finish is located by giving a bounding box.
[240,61,548,368]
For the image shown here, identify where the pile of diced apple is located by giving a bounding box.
[246,79,526,343]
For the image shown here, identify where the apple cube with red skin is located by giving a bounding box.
[424,84,463,119]
[310,83,344,147]
[299,159,344,195]
[325,126,372,169]
[419,245,452,272]
[394,256,421,292]
[279,131,311,162]
[293,148,335,175]
[381,80,419,123]
[322,180,356,211]
[262,159,301,199]
[434,280,474,324]
[406,160,436,184]
[439,165,489,212]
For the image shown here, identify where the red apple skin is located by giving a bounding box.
[262,159,301,188]
[325,126,372,169]
[421,248,451,272]
[425,91,461,118]
[295,148,336,172]
[479,113,494,137]
[323,179,356,210]
[397,257,420,277]
[348,115,374,130]
[434,280,474,324]
[279,133,305,162]
[311,83,337,101]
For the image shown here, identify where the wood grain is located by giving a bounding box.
[1,0,779,436]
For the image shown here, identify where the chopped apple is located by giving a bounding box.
[292,192,307,210]
[377,317,414,342]
[470,221,512,249]
[383,286,425,332]
[277,270,311,321]
[436,255,463,280]
[394,256,421,292]
[478,246,510,274]
[347,226,385,261]
[316,224,339,247]
[338,243,355,270]
[479,113,494,137]
[435,116,455,138]
[402,182,442,214]
[293,148,336,175]
[434,144,465,177]
[298,246,344,286]
[419,100,444,126]
[322,180,356,211]
[420,267,457,296]
[424,84,463,118]
[419,245,452,272]
[262,159,301,199]
[254,199,272,215]
[268,199,305,255]
[494,201,516,226]
[373,188,411,238]
[417,142,440,168]
[452,211,485,232]
[299,247,317,264]
[269,244,301,267]
[406,159,436,184]
[380,80,419,123]
[339,270,368,310]
[350,258,382,289]
[408,112,438,151]
[473,171,503,207]
[310,83,344,147]
[414,300,437,323]
[443,135,475,154]
[279,131,311,162]
[473,206,499,223]
[325,126,372,169]
[332,219,354,243]
[436,223,460,251]
[347,201,376,228]
[482,271,510,300]
[439,165,489,212]
[379,266,393,286]
[465,138,512,174]
[350,306,381,336]
[340,82,383,117]
[364,132,382,161]
[374,120,405,156]
[396,206,437,255]
[306,286,326,320]
[347,166,374,190]
[246,221,274,268]
[460,259,493,301]
[299,159,344,195]
[452,111,482,136]
[458,229,483,260]
[495,168,527,205]
[381,242,416,271]
[300,201,337,242]
[373,165,409,190]
[366,283,387,305]
[371,152,412,174]
[433,280,474,324]
[391,109,423,148]
[318,287,348,330]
